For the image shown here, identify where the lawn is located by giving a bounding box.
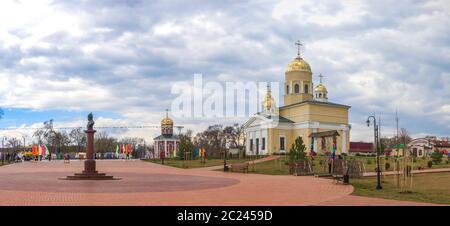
[351,172,450,205]
[144,156,261,169]
[228,155,450,175]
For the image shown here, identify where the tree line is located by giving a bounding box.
[178,124,246,158]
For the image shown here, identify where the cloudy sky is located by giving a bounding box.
[0,0,449,143]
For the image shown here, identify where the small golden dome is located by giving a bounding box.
[263,93,275,110]
[315,83,327,93]
[287,56,311,72]
[161,110,173,126]
[161,117,173,126]
[262,85,276,111]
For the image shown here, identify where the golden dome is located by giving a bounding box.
[315,83,327,93]
[287,56,311,72]
[263,93,275,110]
[161,110,173,126]
[262,85,275,110]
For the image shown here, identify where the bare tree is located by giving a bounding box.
[7,137,21,149]
[94,131,117,153]
[194,125,225,157]
[69,128,86,152]
[399,128,412,145]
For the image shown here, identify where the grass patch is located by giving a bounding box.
[144,157,257,169]
[351,172,450,205]
[227,155,450,175]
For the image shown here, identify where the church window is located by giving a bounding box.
[256,138,259,153]
[262,138,266,150]
[319,93,322,98]
[250,139,253,151]
[304,84,309,94]
[286,85,289,94]
[280,137,285,151]
[294,84,299,93]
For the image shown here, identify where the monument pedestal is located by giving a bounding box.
[62,129,119,180]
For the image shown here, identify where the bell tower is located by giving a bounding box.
[284,41,313,106]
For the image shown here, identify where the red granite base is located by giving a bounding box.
[61,172,120,180]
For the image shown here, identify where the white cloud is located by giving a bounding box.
[1,0,450,142]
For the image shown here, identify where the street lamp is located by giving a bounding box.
[1,137,7,164]
[223,137,228,172]
[367,115,382,190]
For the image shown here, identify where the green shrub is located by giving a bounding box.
[427,160,433,168]
[366,159,372,165]
[385,162,390,170]
[413,157,417,163]
[431,150,443,164]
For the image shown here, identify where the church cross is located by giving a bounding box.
[295,40,303,56]
[319,74,324,84]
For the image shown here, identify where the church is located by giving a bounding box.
[154,110,180,158]
[244,44,351,156]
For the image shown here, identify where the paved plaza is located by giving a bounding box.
[0,159,436,206]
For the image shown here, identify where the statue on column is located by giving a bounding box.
[87,112,95,130]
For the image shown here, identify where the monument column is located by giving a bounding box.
[62,113,118,180]
[83,129,97,173]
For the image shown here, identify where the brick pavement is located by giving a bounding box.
[0,159,439,206]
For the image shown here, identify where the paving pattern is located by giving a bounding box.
[0,159,439,206]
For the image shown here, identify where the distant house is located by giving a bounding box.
[432,140,450,158]
[407,138,432,157]
[407,138,450,157]
[349,142,373,155]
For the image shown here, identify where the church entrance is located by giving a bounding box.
[309,130,340,175]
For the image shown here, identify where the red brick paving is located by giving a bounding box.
[0,159,439,206]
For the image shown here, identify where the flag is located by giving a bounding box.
[194,148,198,157]
[38,146,43,156]
[115,145,119,158]
[42,146,46,157]
[45,146,50,157]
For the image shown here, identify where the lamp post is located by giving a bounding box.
[223,137,228,172]
[367,115,382,190]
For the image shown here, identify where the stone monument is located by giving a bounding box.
[62,113,119,180]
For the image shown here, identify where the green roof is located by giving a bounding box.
[391,144,405,148]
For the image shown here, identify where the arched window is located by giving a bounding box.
[304,84,309,94]
[286,85,289,94]
[319,93,322,98]
[294,84,299,93]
